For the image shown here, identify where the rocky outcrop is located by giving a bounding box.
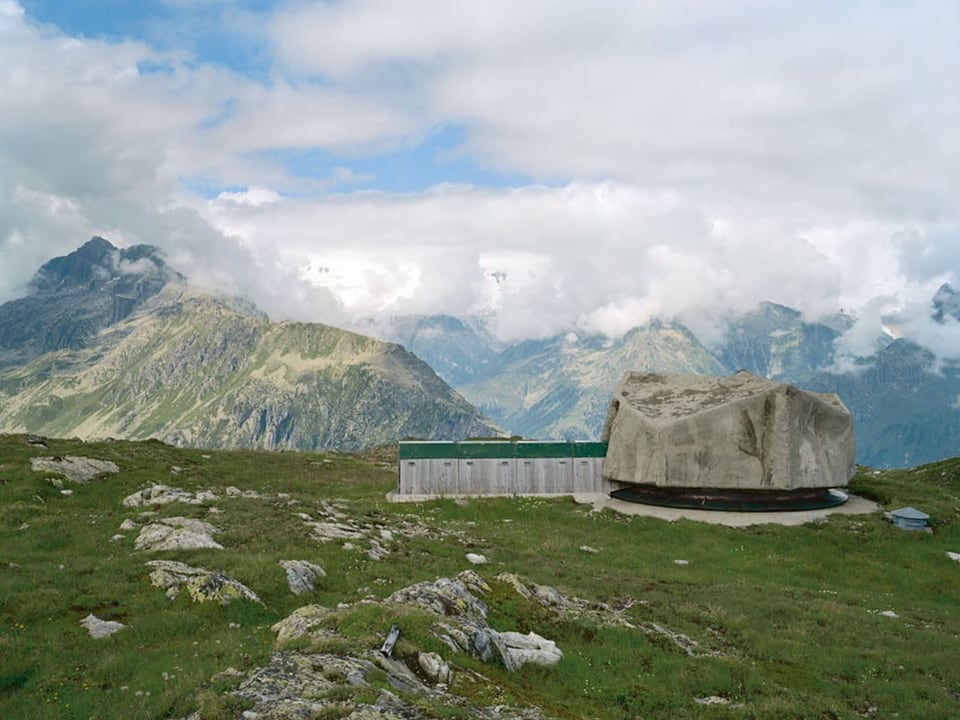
[279,559,326,595]
[30,456,119,484]
[135,517,223,551]
[0,237,181,369]
[146,560,262,605]
[122,484,218,507]
[602,371,856,490]
[387,570,563,672]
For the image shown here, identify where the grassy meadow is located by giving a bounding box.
[1,433,959,719]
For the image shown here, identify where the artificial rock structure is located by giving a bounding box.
[601,371,856,491]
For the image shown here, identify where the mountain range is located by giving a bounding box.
[1,238,957,467]
[0,238,497,451]
[373,292,960,469]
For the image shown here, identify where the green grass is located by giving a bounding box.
[2,434,960,718]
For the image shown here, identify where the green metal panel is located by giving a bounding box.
[515,441,574,458]
[573,442,608,458]
[458,441,517,459]
[398,442,459,460]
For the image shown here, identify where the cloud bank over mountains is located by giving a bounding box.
[1,0,958,355]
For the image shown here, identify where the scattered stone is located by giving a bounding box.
[947,551,960,562]
[119,518,138,531]
[271,605,332,644]
[80,613,125,639]
[60,489,73,496]
[641,621,705,657]
[367,538,390,561]
[226,486,263,499]
[579,545,599,553]
[387,570,561,672]
[499,631,563,668]
[123,484,218,507]
[279,560,326,595]
[211,667,245,683]
[24,434,48,447]
[146,560,263,605]
[303,520,367,543]
[418,651,452,684]
[674,559,689,566]
[135,517,223,551]
[110,534,125,542]
[879,610,899,618]
[695,696,732,706]
[48,477,64,489]
[465,553,488,565]
[30,456,119,484]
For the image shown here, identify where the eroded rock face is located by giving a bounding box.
[601,371,856,490]
[146,560,262,605]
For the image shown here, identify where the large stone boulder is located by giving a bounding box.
[601,371,855,490]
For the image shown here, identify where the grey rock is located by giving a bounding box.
[122,484,218,507]
[418,651,452,684]
[146,560,262,605]
[387,571,561,673]
[602,370,855,490]
[271,605,332,644]
[499,631,562,668]
[30,456,119,484]
[80,613,125,639]
[279,560,326,595]
[135,517,223,551]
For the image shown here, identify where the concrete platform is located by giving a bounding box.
[571,492,879,527]
[386,490,879,527]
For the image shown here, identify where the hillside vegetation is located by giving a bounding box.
[2,434,959,719]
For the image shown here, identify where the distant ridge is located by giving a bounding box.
[0,239,498,451]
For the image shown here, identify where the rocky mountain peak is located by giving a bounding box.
[29,236,181,295]
[0,237,184,367]
[932,282,960,323]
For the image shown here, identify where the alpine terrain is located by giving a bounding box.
[371,291,960,468]
[0,238,498,451]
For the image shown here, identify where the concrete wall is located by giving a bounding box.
[395,441,621,498]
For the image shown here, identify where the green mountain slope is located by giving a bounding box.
[0,242,498,451]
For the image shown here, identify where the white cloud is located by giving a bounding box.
[0,0,958,358]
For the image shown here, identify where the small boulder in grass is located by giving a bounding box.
[279,560,326,595]
[465,553,488,565]
[81,614,125,639]
[947,551,960,563]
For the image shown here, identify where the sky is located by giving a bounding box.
[1,0,959,357]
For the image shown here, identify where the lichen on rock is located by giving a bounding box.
[146,560,262,605]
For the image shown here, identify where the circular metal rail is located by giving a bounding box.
[609,485,849,512]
